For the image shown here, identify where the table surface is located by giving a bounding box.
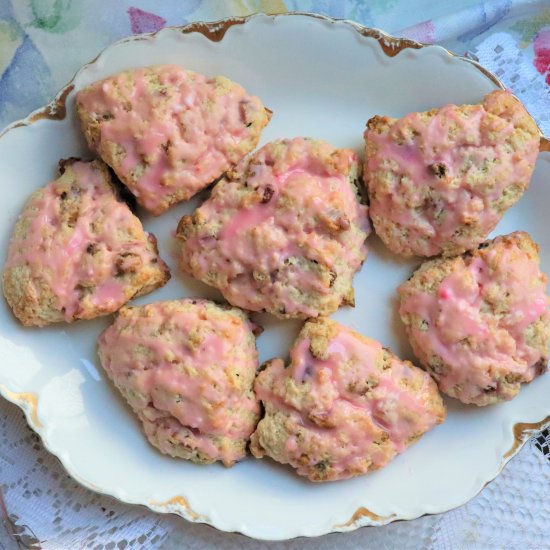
[1,1,549,549]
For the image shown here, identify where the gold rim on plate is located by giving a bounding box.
[1,12,549,536]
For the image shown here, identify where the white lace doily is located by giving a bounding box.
[470,32,550,136]
[1,395,549,549]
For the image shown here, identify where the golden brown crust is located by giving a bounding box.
[3,160,169,326]
[398,231,550,405]
[77,66,271,214]
[251,317,445,481]
[176,138,370,319]
[364,90,540,258]
[98,299,260,466]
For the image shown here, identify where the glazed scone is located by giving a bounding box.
[250,318,445,481]
[398,232,550,406]
[98,299,260,466]
[3,159,169,327]
[176,137,370,319]
[77,64,271,214]
[364,90,540,257]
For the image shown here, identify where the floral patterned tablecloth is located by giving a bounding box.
[0,1,549,549]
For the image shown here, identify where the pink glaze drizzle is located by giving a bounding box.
[255,323,442,479]
[98,300,260,464]
[399,239,549,400]
[179,138,370,317]
[366,92,539,256]
[77,65,267,213]
[5,161,159,321]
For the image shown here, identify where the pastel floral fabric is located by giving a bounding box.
[0,1,549,128]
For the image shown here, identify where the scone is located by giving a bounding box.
[250,318,445,481]
[77,64,271,214]
[176,137,370,319]
[3,159,169,327]
[398,232,549,406]
[364,90,540,257]
[97,299,260,466]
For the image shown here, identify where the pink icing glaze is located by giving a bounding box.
[90,280,125,309]
[77,65,267,213]
[5,161,160,322]
[366,93,539,256]
[255,323,442,479]
[98,300,260,464]
[399,238,549,400]
[179,138,370,317]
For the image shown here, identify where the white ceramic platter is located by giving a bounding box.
[0,13,549,541]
